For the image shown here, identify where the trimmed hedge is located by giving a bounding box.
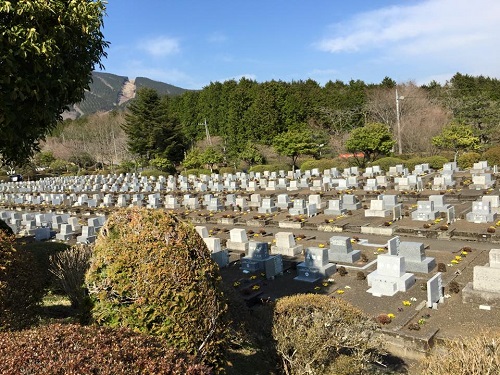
[249,164,291,173]
[458,152,481,170]
[0,323,213,374]
[85,208,229,369]
[300,159,340,172]
[483,146,500,166]
[372,157,405,172]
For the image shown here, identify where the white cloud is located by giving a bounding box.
[316,0,500,55]
[139,36,180,57]
[314,0,500,83]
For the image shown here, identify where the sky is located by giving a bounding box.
[99,0,500,90]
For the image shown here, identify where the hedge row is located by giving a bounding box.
[0,324,212,374]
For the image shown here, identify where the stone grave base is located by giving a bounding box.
[462,282,500,308]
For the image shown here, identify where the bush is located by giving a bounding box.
[356,271,366,280]
[85,208,229,369]
[218,166,236,174]
[457,151,481,170]
[300,158,339,172]
[423,155,449,170]
[483,146,500,167]
[140,168,169,179]
[49,159,68,173]
[0,232,45,330]
[373,157,405,172]
[338,266,348,276]
[248,164,290,173]
[272,294,379,375]
[437,263,447,272]
[49,244,93,310]
[421,332,500,375]
[0,323,213,374]
[182,168,212,177]
[448,281,460,294]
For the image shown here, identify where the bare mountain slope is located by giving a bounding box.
[63,72,189,119]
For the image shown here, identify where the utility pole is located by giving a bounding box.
[199,119,212,145]
[396,89,404,155]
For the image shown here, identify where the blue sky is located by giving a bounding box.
[99,0,500,90]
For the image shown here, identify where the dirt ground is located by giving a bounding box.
[172,185,500,373]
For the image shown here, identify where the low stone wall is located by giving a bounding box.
[376,328,439,361]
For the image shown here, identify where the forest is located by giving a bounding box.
[30,72,500,177]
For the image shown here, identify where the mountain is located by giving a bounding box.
[63,72,189,119]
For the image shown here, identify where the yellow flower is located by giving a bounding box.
[455,255,462,261]
[461,251,468,255]
[451,259,459,264]
[314,286,321,290]
[377,248,385,252]
[250,275,257,280]
[322,282,329,287]
[253,233,259,237]
[336,289,345,294]
[318,243,325,248]
[328,219,335,223]
[403,300,411,306]
[387,313,395,319]
[233,281,240,287]
[252,285,260,291]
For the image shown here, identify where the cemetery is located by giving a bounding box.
[1,161,500,370]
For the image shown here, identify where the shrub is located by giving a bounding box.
[0,323,213,374]
[49,244,93,309]
[338,266,348,276]
[0,232,45,330]
[182,168,212,177]
[249,164,290,173]
[448,281,460,294]
[483,146,500,167]
[360,253,368,263]
[373,157,405,172]
[140,168,168,179]
[404,157,426,172]
[85,208,229,369]
[356,271,366,280]
[421,331,500,375]
[300,158,339,172]
[423,155,449,170]
[272,294,379,375]
[218,166,236,174]
[437,263,447,272]
[457,151,481,170]
[376,314,392,325]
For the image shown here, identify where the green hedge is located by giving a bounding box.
[371,157,405,172]
[300,159,341,172]
[249,164,291,173]
[458,152,481,170]
[483,146,500,166]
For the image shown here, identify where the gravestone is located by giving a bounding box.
[295,247,336,283]
[238,244,284,277]
[328,236,361,263]
[226,228,249,252]
[399,241,436,273]
[324,199,346,216]
[366,254,416,297]
[271,232,303,256]
[427,273,444,309]
[258,198,278,214]
[462,249,500,307]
